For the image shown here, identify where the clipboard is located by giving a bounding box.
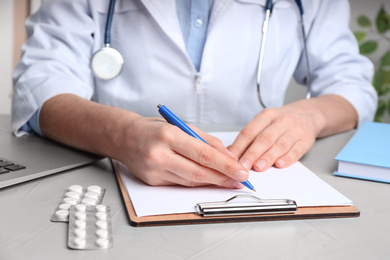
[113,161,360,227]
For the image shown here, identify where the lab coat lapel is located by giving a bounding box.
[208,0,233,30]
[140,0,187,53]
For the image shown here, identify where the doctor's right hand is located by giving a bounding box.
[40,94,249,189]
[115,116,249,188]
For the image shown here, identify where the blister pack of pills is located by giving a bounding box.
[51,185,106,222]
[68,204,113,250]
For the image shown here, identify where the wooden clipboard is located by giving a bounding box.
[113,162,360,227]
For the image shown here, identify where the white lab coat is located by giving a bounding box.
[12,0,377,136]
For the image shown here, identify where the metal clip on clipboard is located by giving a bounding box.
[195,195,297,217]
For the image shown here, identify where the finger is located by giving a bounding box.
[251,131,297,171]
[134,167,211,188]
[168,169,244,189]
[201,133,238,161]
[164,151,244,189]
[160,171,243,189]
[129,151,232,188]
[238,122,287,170]
[169,129,250,184]
[227,125,260,160]
[188,126,238,161]
[153,170,206,187]
[227,110,273,158]
[274,139,314,169]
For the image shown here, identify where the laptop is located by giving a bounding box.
[0,115,102,189]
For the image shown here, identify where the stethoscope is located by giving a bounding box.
[91,0,311,108]
[91,0,123,80]
[257,0,311,108]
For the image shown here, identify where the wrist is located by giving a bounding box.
[107,109,142,160]
[286,94,358,138]
[285,98,327,138]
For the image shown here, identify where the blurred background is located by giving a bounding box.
[1,0,389,122]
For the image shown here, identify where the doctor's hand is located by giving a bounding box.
[40,94,249,189]
[117,117,249,188]
[227,95,358,172]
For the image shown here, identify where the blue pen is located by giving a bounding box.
[157,104,256,191]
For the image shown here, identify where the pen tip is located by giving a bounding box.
[157,104,162,109]
[252,188,257,192]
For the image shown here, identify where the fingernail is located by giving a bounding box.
[239,159,251,170]
[237,170,249,182]
[276,159,285,168]
[254,160,267,171]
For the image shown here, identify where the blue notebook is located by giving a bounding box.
[334,121,390,184]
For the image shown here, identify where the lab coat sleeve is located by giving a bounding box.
[12,0,96,136]
[293,0,378,127]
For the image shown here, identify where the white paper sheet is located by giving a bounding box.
[116,132,352,217]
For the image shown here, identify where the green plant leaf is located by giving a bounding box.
[373,68,385,95]
[357,15,371,27]
[384,70,390,86]
[376,5,390,33]
[374,100,386,122]
[374,69,390,96]
[380,50,390,67]
[374,114,383,122]
[359,41,378,55]
[353,31,367,43]
[388,99,390,117]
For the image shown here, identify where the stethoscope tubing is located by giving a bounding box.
[256,0,311,108]
[96,0,312,105]
[105,0,116,46]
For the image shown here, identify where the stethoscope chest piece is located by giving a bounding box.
[91,46,124,80]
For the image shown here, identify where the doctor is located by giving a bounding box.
[12,0,377,189]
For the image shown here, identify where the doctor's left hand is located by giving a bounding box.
[227,95,358,172]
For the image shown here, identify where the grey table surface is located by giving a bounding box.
[0,115,389,260]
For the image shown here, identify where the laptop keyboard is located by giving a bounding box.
[0,158,26,174]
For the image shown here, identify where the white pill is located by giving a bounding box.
[96,212,107,220]
[55,209,69,219]
[96,205,107,212]
[75,204,86,212]
[65,191,81,199]
[96,238,110,248]
[63,197,78,205]
[96,229,109,238]
[75,220,87,229]
[96,220,108,229]
[84,191,99,200]
[68,185,83,193]
[87,185,102,194]
[74,228,87,238]
[81,198,97,205]
[75,212,87,220]
[58,203,71,210]
[74,238,86,248]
